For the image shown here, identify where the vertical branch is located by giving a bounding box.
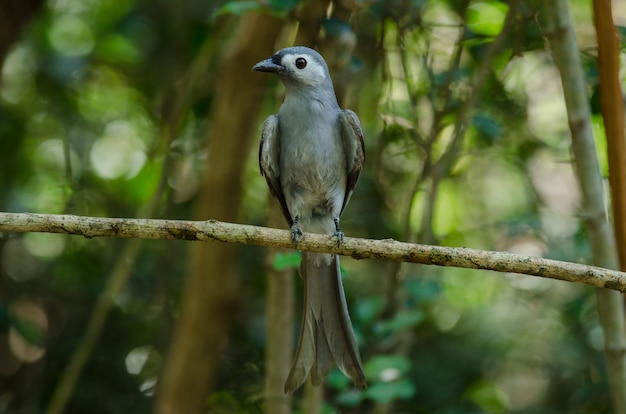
[263,210,294,414]
[543,1,626,412]
[592,0,626,270]
[302,382,322,414]
[154,12,285,414]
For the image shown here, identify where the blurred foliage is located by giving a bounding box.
[0,0,624,413]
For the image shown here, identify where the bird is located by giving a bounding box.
[252,46,366,393]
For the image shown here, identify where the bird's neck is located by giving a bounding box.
[283,87,339,112]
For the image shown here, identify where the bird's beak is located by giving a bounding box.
[252,56,285,73]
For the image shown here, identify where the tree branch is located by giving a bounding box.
[1,211,625,291]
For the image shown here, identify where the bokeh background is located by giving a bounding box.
[1,0,625,413]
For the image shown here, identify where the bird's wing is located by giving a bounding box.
[338,110,366,215]
[260,115,293,226]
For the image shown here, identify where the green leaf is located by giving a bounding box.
[467,1,509,37]
[374,309,424,335]
[404,279,441,301]
[364,354,411,379]
[464,380,509,414]
[354,296,385,323]
[212,1,263,18]
[11,317,45,346]
[326,367,352,389]
[334,387,365,406]
[272,251,301,270]
[472,114,502,140]
[319,402,341,414]
[321,18,352,37]
[205,390,240,410]
[94,34,142,66]
[364,379,416,403]
[268,0,302,14]
[442,268,502,308]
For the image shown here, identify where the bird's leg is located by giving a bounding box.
[332,217,344,246]
[291,216,304,245]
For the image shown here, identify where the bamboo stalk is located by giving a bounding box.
[543,1,626,412]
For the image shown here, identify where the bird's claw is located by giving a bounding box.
[332,230,344,247]
[332,217,344,247]
[291,222,304,245]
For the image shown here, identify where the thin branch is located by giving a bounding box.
[544,0,626,412]
[1,211,626,292]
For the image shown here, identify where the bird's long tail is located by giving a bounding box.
[284,252,366,393]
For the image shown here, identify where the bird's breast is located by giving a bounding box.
[278,118,347,222]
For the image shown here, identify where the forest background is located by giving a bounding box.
[1,0,626,413]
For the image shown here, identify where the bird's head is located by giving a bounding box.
[252,46,332,89]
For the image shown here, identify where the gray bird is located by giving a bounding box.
[253,46,366,393]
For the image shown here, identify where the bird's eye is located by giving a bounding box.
[295,57,307,69]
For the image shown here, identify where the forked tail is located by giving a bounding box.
[284,253,366,393]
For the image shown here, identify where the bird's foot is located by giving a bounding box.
[332,218,344,247]
[291,217,303,245]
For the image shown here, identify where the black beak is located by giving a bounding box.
[252,55,284,73]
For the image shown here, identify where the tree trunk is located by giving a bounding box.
[154,12,284,414]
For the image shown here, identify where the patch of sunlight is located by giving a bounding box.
[431,301,463,331]
[379,367,402,382]
[48,0,98,14]
[432,179,462,237]
[443,268,503,308]
[76,67,146,122]
[587,325,604,351]
[168,158,200,203]
[1,44,37,105]
[34,139,82,181]
[125,345,162,395]
[48,15,95,56]
[422,2,463,73]
[23,233,67,259]
[125,346,150,375]
[90,121,146,179]
[1,239,44,282]
[464,379,509,414]
[591,115,608,176]
[139,377,157,396]
[528,151,580,239]
[495,364,550,411]
[21,176,70,213]
[465,157,531,222]
[8,300,48,363]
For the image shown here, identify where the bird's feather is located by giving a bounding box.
[284,253,366,393]
[259,115,294,226]
[338,110,366,215]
